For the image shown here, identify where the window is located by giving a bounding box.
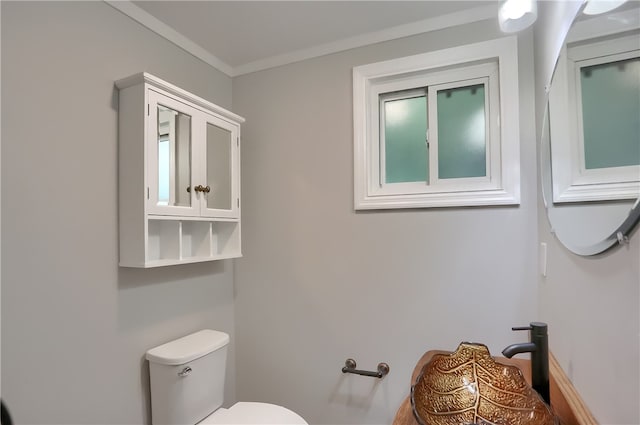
[353,37,521,209]
[156,104,192,207]
[157,105,176,206]
[549,12,640,203]
[158,136,171,205]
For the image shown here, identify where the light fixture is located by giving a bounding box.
[583,0,628,15]
[498,0,538,33]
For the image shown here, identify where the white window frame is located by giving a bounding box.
[428,75,498,191]
[353,36,521,210]
[373,65,500,195]
[549,28,640,203]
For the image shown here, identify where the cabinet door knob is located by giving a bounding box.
[194,185,205,193]
[203,185,211,193]
[186,186,191,193]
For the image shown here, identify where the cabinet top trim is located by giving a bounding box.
[115,72,245,124]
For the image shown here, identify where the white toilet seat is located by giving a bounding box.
[200,402,308,425]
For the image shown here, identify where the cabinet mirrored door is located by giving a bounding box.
[157,105,192,207]
[201,116,239,218]
[147,91,198,216]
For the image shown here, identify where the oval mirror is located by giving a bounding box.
[541,1,640,256]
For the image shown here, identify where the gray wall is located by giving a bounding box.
[232,21,539,425]
[1,2,236,424]
[539,232,639,423]
[4,2,635,425]
[534,3,640,423]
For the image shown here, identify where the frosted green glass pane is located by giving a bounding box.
[384,96,428,183]
[437,85,486,179]
[581,58,640,169]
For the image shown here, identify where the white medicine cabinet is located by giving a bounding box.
[116,73,244,267]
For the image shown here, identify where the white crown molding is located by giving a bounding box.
[105,1,498,78]
[105,0,234,76]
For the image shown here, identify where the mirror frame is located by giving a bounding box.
[539,1,640,256]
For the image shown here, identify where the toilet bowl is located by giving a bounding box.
[146,330,308,425]
[201,402,306,424]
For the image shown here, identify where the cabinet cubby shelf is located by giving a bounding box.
[145,219,240,263]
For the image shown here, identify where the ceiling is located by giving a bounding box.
[109,1,499,76]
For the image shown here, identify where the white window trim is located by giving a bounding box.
[353,36,520,210]
[549,29,640,203]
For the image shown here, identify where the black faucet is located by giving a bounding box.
[502,322,550,404]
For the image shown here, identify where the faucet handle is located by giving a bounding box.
[512,322,548,335]
[511,326,532,331]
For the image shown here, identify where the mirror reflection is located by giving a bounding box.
[157,105,192,207]
[206,122,232,211]
[542,3,640,255]
[579,57,639,170]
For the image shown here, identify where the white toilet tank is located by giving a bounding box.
[146,330,230,425]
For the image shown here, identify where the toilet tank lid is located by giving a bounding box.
[146,330,230,365]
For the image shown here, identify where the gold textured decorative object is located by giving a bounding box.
[411,342,558,425]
